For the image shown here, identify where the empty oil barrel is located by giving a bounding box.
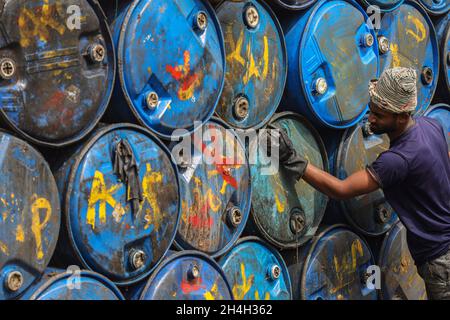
[377,221,427,300]
[324,119,398,236]
[214,0,287,130]
[357,0,404,12]
[282,225,378,300]
[172,118,251,257]
[417,0,449,16]
[280,0,379,129]
[218,237,292,300]
[424,103,450,147]
[0,0,115,147]
[22,268,124,300]
[108,0,225,140]
[52,123,180,286]
[0,130,60,299]
[247,112,329,249]
[378,1,439,115]
[434,13,450,102]
[132,251,233,300]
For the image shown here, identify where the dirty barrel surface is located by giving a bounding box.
[247,112,328,249]
[434,13,450,102]
[108,0,225,139]
[218,237,292,300]
[172,118,251,257]
[424,103,450,148]
[53,123,180,286]
[0,130,60,299]
[0,0,115,147]
[417,0,449,16]
[280,0,379,129]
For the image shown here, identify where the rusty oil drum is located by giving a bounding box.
[0,130,60,299]
[0,0,115,147]
[52,123,181,286]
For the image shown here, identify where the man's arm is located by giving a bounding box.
[302,163,380,200]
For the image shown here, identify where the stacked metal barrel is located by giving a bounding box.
[0,0,447,300]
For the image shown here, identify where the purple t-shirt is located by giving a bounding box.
[367,117,450,266]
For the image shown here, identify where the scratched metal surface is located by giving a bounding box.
[282,225,378,300]
[358,0,404,12]
[269,0,318,10]
[417,0,449,15]
[378,1,439,115]
[378,222,427,300]
[0,0,115,147]
[0,131,60,300]
[22,268,124,300]
[330,120,398,236]
[173,118,251,257]
[248,112,328,249]
[109,0,225,139]
[280,0,379,129]
[139,251,233,300]
[53,124,180,286]
[424,103,450,149]
[218,237,292,300]
[434,13,449,102]
[214,0,286,130]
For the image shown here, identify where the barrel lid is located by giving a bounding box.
[359,0,404,12]
[417,0,449,15]
[424,103,450,148]
[140,251,233,300]
[250,112,328,248]
[116,0,225,139]
[219,236,292,300]
[215,0,287,129]
[436,13,450,96]
[300,225,377,300]
[378,221,427,300]
[0,131,60,299]
[0,0,115,147]
[378,1,439,115]
[174,118,251,257]
[271,0,318,10]
[28,269,125,300]
[335,120,398,236]
[298,0,378,128]
[65,124,180,285]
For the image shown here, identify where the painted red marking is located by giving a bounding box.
[44,91,66,110]
[181,277,206,294]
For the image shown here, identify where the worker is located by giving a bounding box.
[268,67,450,300]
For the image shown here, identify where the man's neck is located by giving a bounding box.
[388,117,416,141]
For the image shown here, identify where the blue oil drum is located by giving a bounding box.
[424,103,450,148]
[52,123,181,286]
[21,268,124,300]
[0,0,115,147]
[323,119,398,236]
[132,251,233,300]
[377,222,427,300]
[218,237,292,300]
[280,0,379,129]
[417,0,449,16]
[214,0,287,130]
[434,13,450,102]
[108,0,225,140]
[378,1,439,115]
[282,225,378,300]
[358,0,404,12]
[269,0,318,11]
[172,118,251,257]
[0,130,60,300]
[247,112,329,249]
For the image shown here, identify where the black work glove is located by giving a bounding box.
[265,124,309,181]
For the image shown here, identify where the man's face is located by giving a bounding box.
[368,102,399,135]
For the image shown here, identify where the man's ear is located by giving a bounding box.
[397,112,410,124]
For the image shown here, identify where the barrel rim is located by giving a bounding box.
[116,0,226,140]
[424,102,450,116]
[417,0,450,16]
[218,235,293,300]
[359,0,405,12]
[437,15,450,96]
[28,269,125,300]
[0,0,116,148]
[63,122,182,286]
[139,250,234,300]
[271,0,318,11]
[215,0,288,130]
[249,111,330,249]
[173,116,252,258]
